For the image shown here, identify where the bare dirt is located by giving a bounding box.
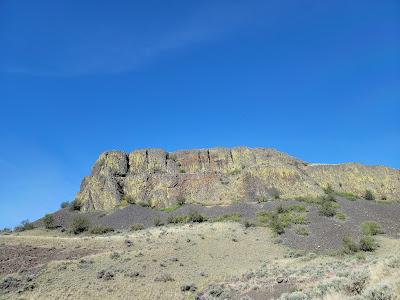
[0,244,96,276]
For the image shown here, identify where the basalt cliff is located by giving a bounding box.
[75,147,400,211]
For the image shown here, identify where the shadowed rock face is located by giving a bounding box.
[75,147,400,211]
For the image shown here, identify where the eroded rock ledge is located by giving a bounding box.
[75,147,400,211]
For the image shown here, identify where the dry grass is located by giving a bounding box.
[1,225,399,300]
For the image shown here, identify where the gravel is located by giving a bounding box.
[35,198,400,251]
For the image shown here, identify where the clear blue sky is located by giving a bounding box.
[1,1,399,228]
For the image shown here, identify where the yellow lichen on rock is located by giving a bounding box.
[75,147,400,211]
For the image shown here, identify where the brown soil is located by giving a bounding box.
[0,244,96,276]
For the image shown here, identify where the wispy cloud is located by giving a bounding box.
[0,1,275,76]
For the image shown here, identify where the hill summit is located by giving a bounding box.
[75,147,400,211]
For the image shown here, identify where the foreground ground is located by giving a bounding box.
[1,221,399,299]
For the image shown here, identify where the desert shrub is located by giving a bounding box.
[153,217,162,226]
[359,235,378,252]
[345,269,370,295]
[335,191,357,201]
[176,196,186,206]
[319,200,337,217]
[280,291,309,300]
[281,212,308,225]
[386,257,400,268]
[295,226,309,236]
[244,219,255,228]
[212,213,241,223]
[15,220,35,232]
[256,211,271,224]
[295,196,322,204]
[269,214,285,235]
[130,224,144,231]
[229,168,241,176]
[324,193,336,202]
[342,236,359,254]
[0,228,11,233]
[110,252,120,260]
[60,201,70,209]
[256,196,268,203]
[138,201,151,207]
[71,199,82,211]
[121,195,135,205]
[364,190,375,201]
[70,216,90,234]
[363,283,394,300]
[187,210,206,223]
[167,215,188,224]
[361,221,382,236]
[43,214,55,229]
[257,209,307,234]
[336,212,347,220]
[90,226,114,235]
[267,187,281,200]
[154,273,174,282]
[277,204,289,214]
[323,184,334,194]
[287,204,306,212]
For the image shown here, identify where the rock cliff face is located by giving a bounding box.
[75,147,400,211]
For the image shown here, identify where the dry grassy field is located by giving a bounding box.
[1,220,399,300]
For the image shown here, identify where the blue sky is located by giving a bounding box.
[0,0,399,228]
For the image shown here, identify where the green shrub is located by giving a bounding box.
[43,214,55,229]
[294,226,309,236]
[287,204,306,212]
[361,221,382,236]
[319,200,337,217]
[244,219,255,228]
[121,195,135,205]
[359,235,378,252]
[336,212,347,220]
[269,214,285,235]
[187,210,206,223]
[229,168,241,176]
[212,213,241,223]
[335,191,357,201]
[176,196,186,206]
[70,216,90,234]
[16,220,35,232]
[71,199,82,211]
[167,215,188,224]
[324,193,336,202]
[295,195,322,204]
[256,196,268,203]
[277,204,289,214]
[363,283,394,300]
[281,212,308,225]
[138,201,151,207]
[323,184,334,194]
[153,217,162,226]
[364,190,375,201]
[0,228,11,233]
[90,226,114,235]
[256,211,271,224]
[342,236,359,254]
[130,224,144,231]
[345,269,369,295]
[60,201,70,209]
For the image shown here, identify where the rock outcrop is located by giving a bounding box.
[75,147,400,211]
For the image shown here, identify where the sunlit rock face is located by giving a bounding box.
[75,147,400,211]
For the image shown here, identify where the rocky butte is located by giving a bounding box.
[75,147,400,211]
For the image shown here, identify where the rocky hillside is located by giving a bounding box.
[75,147,400,211]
